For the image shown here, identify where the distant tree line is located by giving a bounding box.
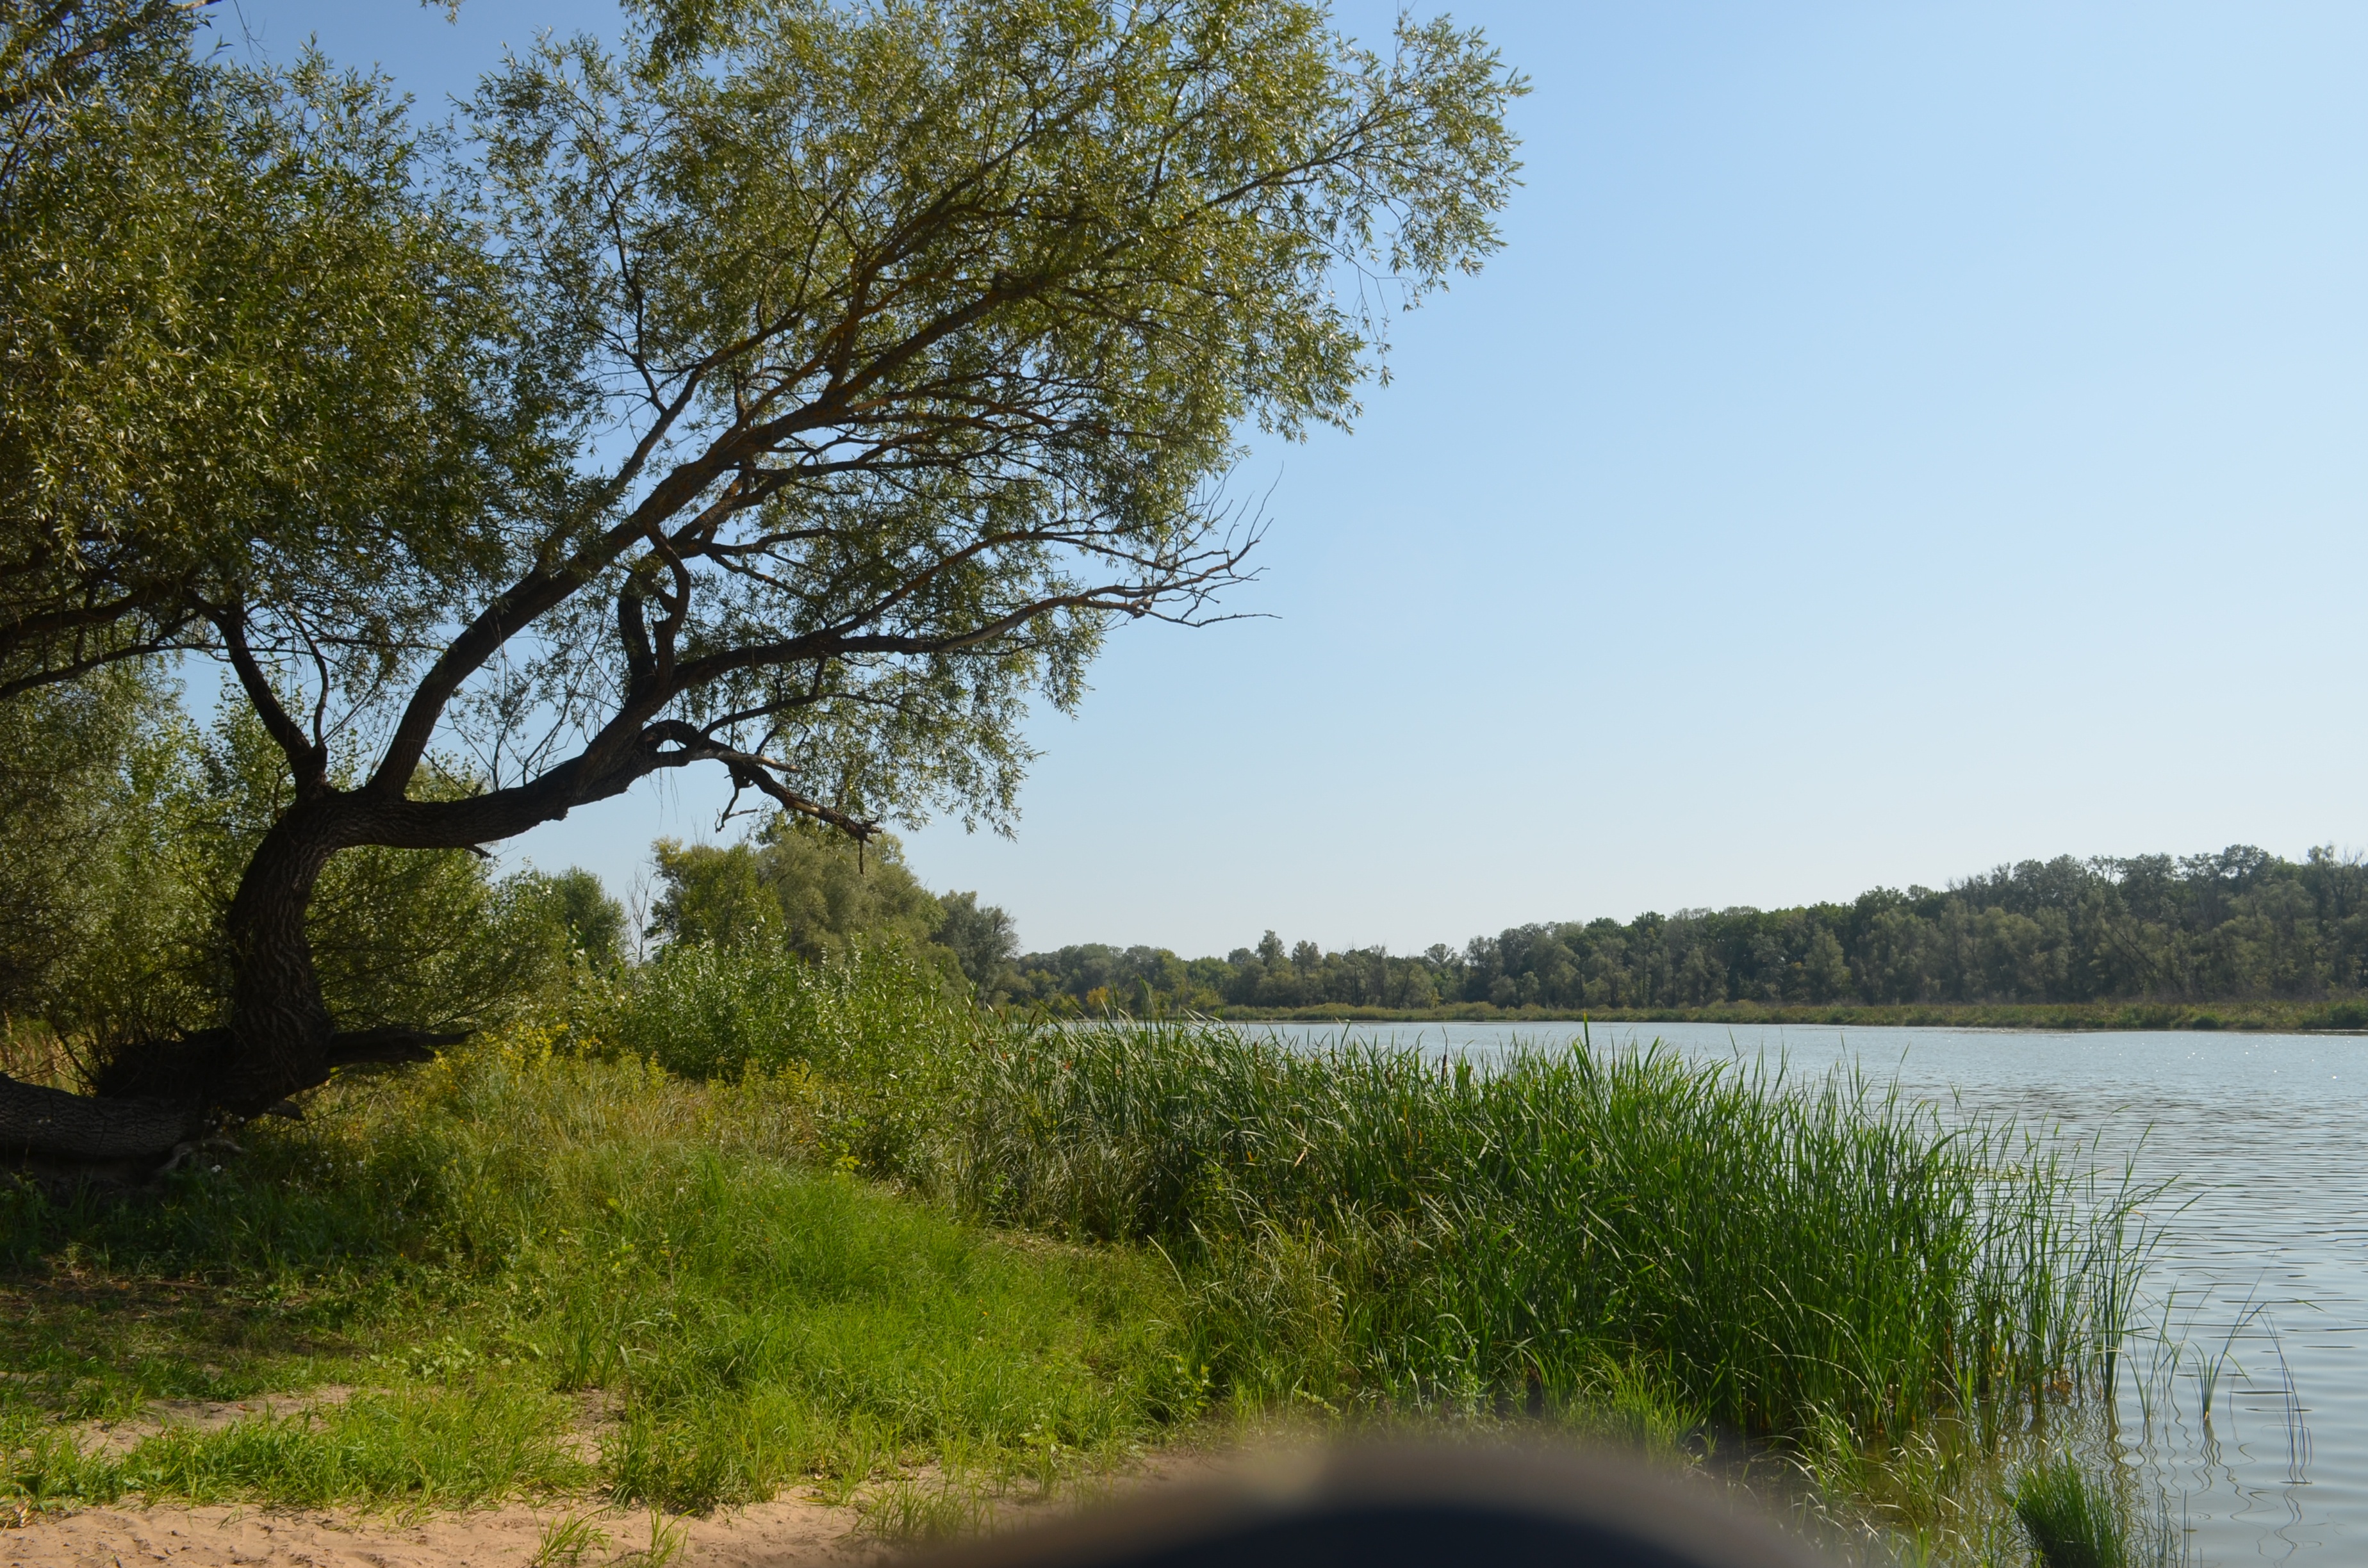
[14,706,2355,1069]
[988,847,2368,1014]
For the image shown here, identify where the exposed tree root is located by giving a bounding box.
[0,1072,202,1190]
[3,1024,465,1190]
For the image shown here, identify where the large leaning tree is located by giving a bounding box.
[0,0,1522,1177]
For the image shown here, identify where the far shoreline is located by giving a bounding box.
[1169,997,2368,1034]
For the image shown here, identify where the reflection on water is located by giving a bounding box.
[1238,1020,2368,1564]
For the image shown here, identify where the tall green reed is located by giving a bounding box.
[2007,1448,2191,1568]
[567,939,978,1174]
[935,1017,2156,1448]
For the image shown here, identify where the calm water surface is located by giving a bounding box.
[1239,1020,2368,1564]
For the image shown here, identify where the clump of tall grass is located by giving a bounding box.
[938,1017,2155,1451]
[2009,1452,2151,1568]
[563,938,978,1173]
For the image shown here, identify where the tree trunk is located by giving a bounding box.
[7,742,637,1180]
[217,799,344,1114]
[76,796,349,1118]
[6,796,410,1179]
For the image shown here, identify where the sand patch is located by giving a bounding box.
[0,1495,871,1568]
[560,1389,624,1466]
[0,1451,1228,1567]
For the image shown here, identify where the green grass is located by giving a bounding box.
[0,947,2169,1563]
[2009,1453,2134,1568]
[58,1388,588,1508]
[1,1029,1193,1517]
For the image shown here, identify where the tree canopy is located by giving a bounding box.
[0,0,1524,1168]
[0,0,545,699]
[650,815,948,966]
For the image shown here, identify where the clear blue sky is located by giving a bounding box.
[223,1,2368,956]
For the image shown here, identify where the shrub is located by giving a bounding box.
[566,940,978,1175]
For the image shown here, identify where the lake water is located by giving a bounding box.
[1236,1020,2368,1565]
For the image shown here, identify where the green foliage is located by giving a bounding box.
[534,943,2155,1462]
[133,705,576,1039]
[0,1388,594,1514]
[649,816,946,968]
[302,854,569,1037]
[536,867,630,968]
[1007,846,2368,1015]
[0,680,581,1062]
[0,1,555,694]
[6,0,1526,837]
[0,661,184,1016]
[5,3,1525,1103]
[436,0,1526,837]
[2010,1453,2133,1568]
[0,961,2166,1553]
[932,891,1019,999]
[117,1389,591,1509]
[532,1510,611,1568]
[570,940,973,1173]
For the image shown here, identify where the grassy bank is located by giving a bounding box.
[1208,995,2368,1033]
[3,946,2171,1562]
[2,1036,1191,1526]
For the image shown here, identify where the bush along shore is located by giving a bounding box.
[1197,996,2368,1032]
[992,847,2368,1020]
[4,944,2176,1564]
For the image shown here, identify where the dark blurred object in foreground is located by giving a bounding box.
[916,1446,1826,1568]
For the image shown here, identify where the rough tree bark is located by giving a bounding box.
[0,1075,204,1188]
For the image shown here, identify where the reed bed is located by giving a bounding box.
[2010,1453,2134,1568]
[938,1016,2157,1450]
[566,940,976,1175]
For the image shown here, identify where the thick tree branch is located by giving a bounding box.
[211,603,327,790]
[0,1071,202,1170]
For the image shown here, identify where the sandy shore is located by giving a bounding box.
[0,1495,875,1568]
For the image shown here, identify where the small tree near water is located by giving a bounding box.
[0,0,1523,1177]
